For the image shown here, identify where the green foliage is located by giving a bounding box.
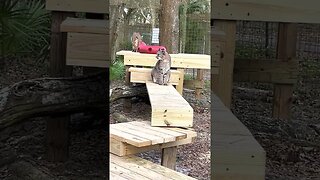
[184,73,193,80]
[187,0,210,14]
[0,0,50,60]
[110,58,125,80]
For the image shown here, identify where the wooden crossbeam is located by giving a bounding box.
[60,17,109,34]
[46,0,108,14]
[212,0,320,24]
[128,67,181,85]
[118,51,210,69]
[233,59,298,84]
[146,83,193,127]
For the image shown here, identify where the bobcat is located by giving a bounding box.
[131,32,142,52]
[151,48,171,85]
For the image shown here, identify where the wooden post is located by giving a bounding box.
[123,66,132,112]
[195,69,204,99]
[176,68,184,95]
[161,146,177,170]
[273,23,297,119]
[212,20,237,108]
[47,11,74,162]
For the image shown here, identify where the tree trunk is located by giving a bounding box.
[159,0,180,54]
[0,73,108,130]
[110,4,125,63]
[179,0,188,53]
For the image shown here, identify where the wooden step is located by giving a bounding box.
[146,83,193,127]
[128,67,181,85]
[60,17,109,68]
[110,153,197,180]
[110,121,196,151]
[212,94,266,180]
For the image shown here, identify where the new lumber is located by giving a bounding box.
[128,67,181,85]
[118,51,210,69]
[212,0,320,24]
[46,0,108,14]
[60,17,109,68]
[146,83,193,127]
[212,94,266,180]
[110,153,197,180]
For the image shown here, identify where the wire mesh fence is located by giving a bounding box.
[235,21,320,61]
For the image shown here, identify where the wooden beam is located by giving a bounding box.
[128,67,181,85]
[212,0,320,24]
[46,0,108,14]
[212,20,237,108]
[118,51,210,69]
[273,23,297,119]
[233,59,298,84]
[60,17,109,34]
[66,32,110,68]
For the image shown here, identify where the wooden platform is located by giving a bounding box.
[110,121,197,156]
[110,153,197,180]
[146,83,194,127]
[212,94,266,179]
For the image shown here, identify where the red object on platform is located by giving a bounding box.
[138,43,166,54]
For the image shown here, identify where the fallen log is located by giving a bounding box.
[0,73,108,130]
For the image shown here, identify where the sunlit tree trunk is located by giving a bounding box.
[159,0,180,54]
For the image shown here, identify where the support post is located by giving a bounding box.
[161,146,177,170]
[212,20,237,108]
[273,23,297,119]
[47,11,74,162]
[195,69,204,99]
[176,68,184,95]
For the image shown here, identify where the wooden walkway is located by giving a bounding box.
[212,94,266,179]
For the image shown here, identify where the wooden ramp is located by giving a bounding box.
[212,94,266,179]
[146,83,193,127]
[110,153,197,180]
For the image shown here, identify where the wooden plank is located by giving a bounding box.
[212,164,265,180]
[46,0,108,14]
[110,162,151,179]
[67,33,109,60]
[128,67,180,85]
[118,51,210,69]
[127,121,188,139]
[66,32,109,67]
[273,23,297,119]
[61,17,109,34]
[110,154,197,180]
[211,0,320,24]
[110,128,151,147]
[146,83,193,127]
[110,137,194,156]
[233,59,298,84]
[212,20,237,108]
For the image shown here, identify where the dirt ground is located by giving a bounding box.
[0,56,320,180]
